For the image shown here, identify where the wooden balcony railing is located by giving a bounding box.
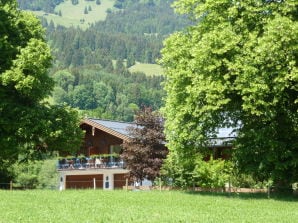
[57,157,125,170]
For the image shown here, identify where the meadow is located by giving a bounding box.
[31,0,115,29]
[0,190,297,223]
[128,63,164,76]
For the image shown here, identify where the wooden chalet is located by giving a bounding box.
[59,118,135,190]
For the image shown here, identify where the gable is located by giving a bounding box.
[81,118,135,141]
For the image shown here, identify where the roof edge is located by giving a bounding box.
[81,118,131,141]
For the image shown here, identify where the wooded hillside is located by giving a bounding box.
[17,0,190,121]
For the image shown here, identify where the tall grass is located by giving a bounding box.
[0,190,297,223]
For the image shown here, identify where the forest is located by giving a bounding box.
[17,0,64,12]
[17,0,190,121]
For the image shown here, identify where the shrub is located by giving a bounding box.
[10,161,43,189]
[193,157,232,189]
[37,159,59,189]
[10,159,59,189]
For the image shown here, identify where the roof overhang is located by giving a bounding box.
[81,118,131,142]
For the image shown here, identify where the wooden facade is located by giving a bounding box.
[66,174,103,189]
[80,123,124,156]
[59,118,133,190]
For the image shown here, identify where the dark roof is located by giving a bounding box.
[89,118,135,136]
[82,118,236,146]
[81,118,135,141]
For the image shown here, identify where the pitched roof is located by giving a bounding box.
[82,118,236,146]
[82,118,135,141]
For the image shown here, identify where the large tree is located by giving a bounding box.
[121,107,168,184]
[0,0,83,175]
[160,0,298,190]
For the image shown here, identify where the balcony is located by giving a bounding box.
[57,155,125,170]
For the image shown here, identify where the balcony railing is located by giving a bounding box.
[57,157,125,170]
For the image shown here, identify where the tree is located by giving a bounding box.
[96,0,101,5]
[115,59,125,74]
[0,1,83,175]
[121,107,168,184]
[114,0,124,9]
[71,0,79,6]
[53,70,75,92]
[126,55,136,68]
[84,6,88,14]
[160,0,298,191]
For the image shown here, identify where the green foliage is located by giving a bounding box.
[161,152,232,189]
[95,1,189,36]
[84,6,88,14]
[193,157,232,189]
[71,0,79,5]
[28,0,115,29]
[122,107,168,182]
[229,173,269,189]
[10,159,59,189]
[113,0,123,9]
[0,1,84,167]
[160,145,195,187]
[15,0,189,122]
[71,0,79,6]
[160,0,298,190]
[37,159,59,189]
[52,67,164,121]
[43,0,190,66]
[10,161,43,189]
[15,1,191,122]
[17,0,63,13]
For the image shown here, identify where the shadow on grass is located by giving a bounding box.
[184,190,298,202]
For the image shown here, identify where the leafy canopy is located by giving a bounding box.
[121,107,168,183]
[0,0,83,165]
[160,0,298,188]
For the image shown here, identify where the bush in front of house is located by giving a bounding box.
[10,161,43,189]
[10,159,59,189]
[193,157,232,189]
[37,159,59,189]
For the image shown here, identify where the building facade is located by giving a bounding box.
[59,118,135,190]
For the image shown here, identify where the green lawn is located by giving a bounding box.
[0,190,297,223]
[128,63,164,76]
[31,0,115,29]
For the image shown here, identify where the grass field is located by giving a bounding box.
[31,0,115,29]
[0,190,297,223]
[128,63,164,76]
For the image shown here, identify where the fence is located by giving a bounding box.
[0,181,14,190]
[2,181,297,197]
[57,160,125,170]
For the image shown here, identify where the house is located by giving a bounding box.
[58,118,135,190]
[207,127,236,160]
[58,118,236,190]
